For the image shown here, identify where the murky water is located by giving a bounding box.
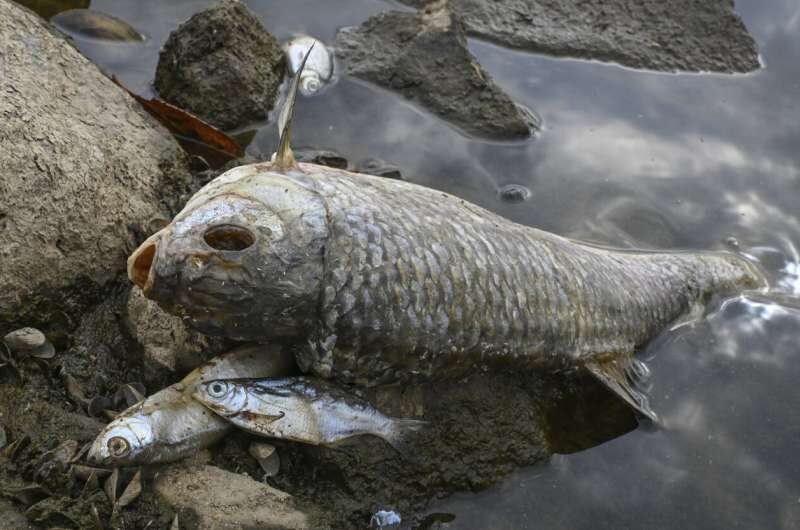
[41,0,800,527]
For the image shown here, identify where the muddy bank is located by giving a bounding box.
[401,0,759,73]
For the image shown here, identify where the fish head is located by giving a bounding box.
[87,415,155,466]
[127,165,329,340]
[193,379,249,417]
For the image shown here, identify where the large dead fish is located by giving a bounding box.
[87,344,293,466]
[193,376,426,451]
[126,49,764,420]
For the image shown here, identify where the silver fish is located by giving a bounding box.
[87,344,293,466]
[193,376,426,451]
[127,53,765,421]
[284,36,333,96]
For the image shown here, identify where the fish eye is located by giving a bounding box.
[203,224,255,251]
[208,381,229,398]
[107,436,130,457]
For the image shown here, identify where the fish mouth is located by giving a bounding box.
[128,239,158,293]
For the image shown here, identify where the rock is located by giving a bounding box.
[154,464,310,529]
[294,148,349,170]
[356,158,403,180]
[249,441,280,477]
[154,0,285,130]
[51,9,144,41]
[123,288,231,386]
[400,0,759,73]
[335,4,534,140]
[497,184,532,203]
[0,0,191,335]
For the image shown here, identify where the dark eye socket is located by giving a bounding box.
[107,436,130,457]
[203,225,256,251]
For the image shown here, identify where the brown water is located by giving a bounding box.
[43,0,800,528]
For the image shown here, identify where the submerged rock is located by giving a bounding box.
[335,3,535,140]
[51,9,144,41]
[154,464,310,529]
[401,0,759,73]
[154,0,285,130]
[0,0,190,335]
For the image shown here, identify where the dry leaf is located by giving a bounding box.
[104,467,119,506]
[113,468,142,516]
[112,76,244,164]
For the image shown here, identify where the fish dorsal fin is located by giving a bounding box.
[584,355,658,424]
[273,42,315,170]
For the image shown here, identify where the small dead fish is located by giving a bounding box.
[51,9,145,42]
[284,36,333,95]
[87,344,293,466]
[193,377,426,452]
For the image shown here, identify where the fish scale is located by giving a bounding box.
[292,168,761,390]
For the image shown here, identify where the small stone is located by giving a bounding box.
[51,9,145,42]
[154,464,309,529]
[249,441,280,477]
[497,184,532,203]
[294,148,348,170]
[357,158,403,180]
[87,396,114,418]
[0,424,6,451]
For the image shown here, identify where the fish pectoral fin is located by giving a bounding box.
[584,355,658,425]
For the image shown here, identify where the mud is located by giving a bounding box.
[401,0,759,73]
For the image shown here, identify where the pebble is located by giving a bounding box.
[0,424,6,451]
[357,158,403,180]
[370,509,402,528]
[497,184,532,203]
[248,441,280,477]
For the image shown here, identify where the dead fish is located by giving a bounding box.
[51,9,144,42]
[193,377,426,451]
[87,344,293,466]
[284,36,333,95]
[127,49,765,421]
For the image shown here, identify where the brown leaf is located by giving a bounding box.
[113,468,142,516]
[112,76,243,164]
[104,467,119,506]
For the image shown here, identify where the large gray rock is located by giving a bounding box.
[335,4,536,140]
[124,288,231,386]
[154,0,285,130]
[155,464,310,530]
[401,0,759,73]
[0,0,190,335]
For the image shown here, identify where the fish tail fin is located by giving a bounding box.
[585,355,658,426]
[382,418,428,461]
[273,42,315,170]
